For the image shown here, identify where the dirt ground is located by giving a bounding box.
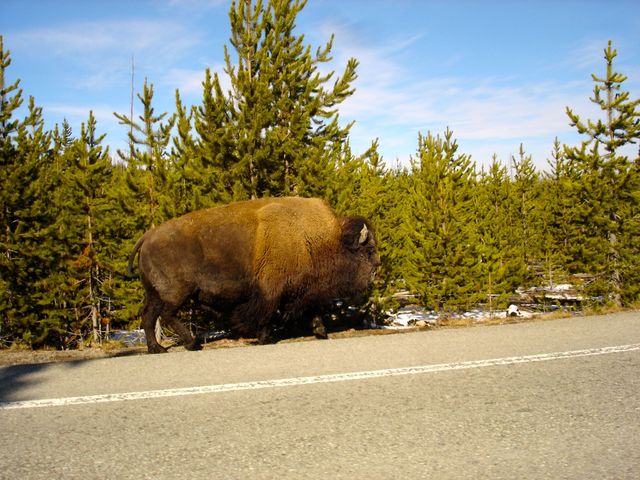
[7,302,604,368]
[0,311,571,367]
[0,326,430,367]
[1,308,595,367]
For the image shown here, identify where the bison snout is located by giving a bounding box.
[370,264,380,281]
[370,269,378,282]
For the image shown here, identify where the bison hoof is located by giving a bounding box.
[314,328,328,339]
[257,330,277,345]
[184,341,203,351]
[312,317,328,339]
[148,344,168,354]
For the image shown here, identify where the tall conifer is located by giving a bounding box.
[62,112,113,343]
[193,68,236,203]
[168,89,208,216]
[2,94,57,346]
[540,138,578,286]
[115,79,176,229]
[509,144,542,287]
[216,0,358,198]
[0,37,24,345]
[408,129,477,309]
[564,40,640,304]
[475,156,516,306]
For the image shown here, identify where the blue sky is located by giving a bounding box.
[2,0,639,170]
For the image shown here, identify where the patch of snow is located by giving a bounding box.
[389,307,438,327]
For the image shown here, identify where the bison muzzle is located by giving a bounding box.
[128,197,380,353]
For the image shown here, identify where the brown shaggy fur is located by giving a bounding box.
[128,197,380,353]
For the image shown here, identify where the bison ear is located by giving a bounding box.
[341,217,370,252]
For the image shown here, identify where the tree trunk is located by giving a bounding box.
[87,212,101,345]
[609,229,622,306]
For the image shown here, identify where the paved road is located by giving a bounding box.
[1,312,639,479]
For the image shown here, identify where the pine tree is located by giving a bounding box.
[168,89,209,216]
[2,94,58,347]
[475,156,517,307]
[332,140,398,301]
[407,129,478,310]
[0,36,26,346]
[540,138,578,286]
[216,0,358,198]
[113,81,178,344]
[115,79,176,229]
[193,68,236,204]
[333,139,386,219]
[0,37,22,253]
[62,111,114,344]
[509,144,542,287]
[564,40,640,305]
[102,162,146,328]
[375,167,420,303]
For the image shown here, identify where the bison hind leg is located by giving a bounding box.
[141,291,167,354]
[142,288,201,353]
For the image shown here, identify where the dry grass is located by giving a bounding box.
[438,315,516,328]
[538,310,574,321]
[1,306,636,367]
[0,346,147,367]
[581,303,627,317]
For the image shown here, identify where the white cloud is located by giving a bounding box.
[161,63,231,99]
[568,38,613,71]
[45,103,116,124]
[318,23,617,170]
[11,19,203,90]
[162,68,208,96]
[13,19,196,56]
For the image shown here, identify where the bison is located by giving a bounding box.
[128,197,380,353]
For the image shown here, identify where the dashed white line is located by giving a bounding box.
[1,343,639,411]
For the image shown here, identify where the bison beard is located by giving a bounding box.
[128,197,380,353]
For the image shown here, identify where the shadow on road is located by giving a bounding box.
[0,362,73,404]
[0,350,146,404]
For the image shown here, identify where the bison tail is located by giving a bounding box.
[127,234,146,275]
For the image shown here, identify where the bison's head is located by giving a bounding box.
[339,216,381,299]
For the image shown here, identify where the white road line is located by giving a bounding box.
[1,343,639,411]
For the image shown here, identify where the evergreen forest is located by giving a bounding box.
[1,0,639,349]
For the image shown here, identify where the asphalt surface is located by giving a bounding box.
[1,312,639,479]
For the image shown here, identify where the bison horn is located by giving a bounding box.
[358,224,368,245]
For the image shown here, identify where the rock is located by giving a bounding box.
[506,304,522,317]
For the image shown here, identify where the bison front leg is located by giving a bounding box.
[256,308,280,344]
[230,293,280,345]
[257,325,277,344]
[161,308,202,351]
[311,315,328,339]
